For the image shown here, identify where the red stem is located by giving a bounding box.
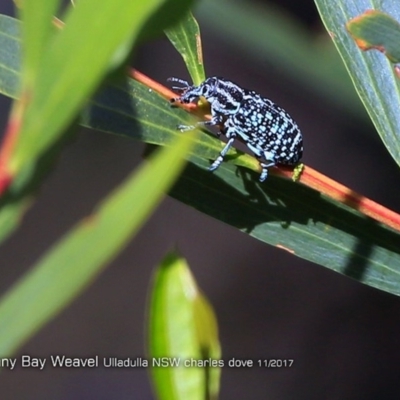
[0,96,27,194]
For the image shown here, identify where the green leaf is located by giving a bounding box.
[169,160,400,296]
[10,0,168,175]
[195,0,363,118]
[139,0,197,43]
[0,131,195,356]
[314,0,400,167]
[17,0,60,88]
[165,11,205,85]
[347,9,400,63]
[0,15,22,99]
[1,14,400,298]
[148,252,221,400]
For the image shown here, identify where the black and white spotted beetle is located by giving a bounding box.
[168,76,303,182]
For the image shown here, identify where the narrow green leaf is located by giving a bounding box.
[0,15,22,99]
[0,131,195,356]
[1,15,400,297]
[18,0,60,88]
[11,0,167,174]
[169,159,400,297]
[195,0,363,118]
[139,0,197,43]
[314,0,400,167]
[165,11,205,85]
[148,252,221,400]
[347,9,400,63]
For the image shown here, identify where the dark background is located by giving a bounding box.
[0,1,400,399]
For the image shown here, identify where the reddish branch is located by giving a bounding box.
[0,96,27,194]
[130,68,400,233]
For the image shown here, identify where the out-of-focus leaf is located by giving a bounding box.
[17,0,59,88]
[0,124,77,244]
[0,130,195,357]
[347,9,400,63]
[165,11,205,85]
[314,0,400,168]
[10,0,166,175]
[148,252,221,400]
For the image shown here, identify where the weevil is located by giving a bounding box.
[168,76,303,182]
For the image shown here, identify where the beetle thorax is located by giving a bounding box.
[201,77,244,115]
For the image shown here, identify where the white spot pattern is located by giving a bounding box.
[168,76,303,182]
